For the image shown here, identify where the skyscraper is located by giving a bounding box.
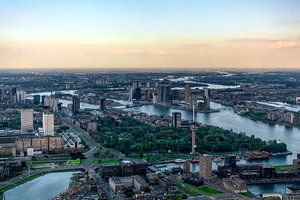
[172,112,182,127]
[16,90,26,103]
[199,155,212,179]
[189,91,198,109]
[72,96,80,113]
[33,95,40,104]
[156,84,171,106]
[132,81,142,101]
[203,88,210,111]
[43,113,54,136]
[21,109,33,133]
[100,98,107,111]
[10,87,17,104]
[43,96,50,107]
[184,84,191,103]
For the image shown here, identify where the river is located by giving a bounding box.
[125,103,299,161]
[27,90,99,109]
[3,171,76,200]
[26,88,300,196]
[28,90,300,164]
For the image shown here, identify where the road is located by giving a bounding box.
[59,115,123,167]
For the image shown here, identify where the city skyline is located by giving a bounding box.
[0,0,300,69]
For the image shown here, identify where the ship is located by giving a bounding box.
[245,151,270,160]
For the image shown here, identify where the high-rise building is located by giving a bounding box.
[199,155,212,179]
[43,113,54,136]
[33,95,40,104]
[21,109,33,133]
[72,96,80,113]
[132,81,142,101]
[284,112,294,124]
[43,96,51,107]
[10,87,17,104]
[172,112,182,127]
[100,98,107,111]
[156,85,171,106]
[16,90,26,103]
[189,91,198,109]
[203,88,210,111]
[184,84,191,103]
[50,97,58,112]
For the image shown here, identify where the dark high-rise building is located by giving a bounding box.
[203,87,210,111]
[172,112,182,127]
[132,81,142,101]
[224,155,237,169]
[184,84,191,103]
[10,87,17,104]
[100,98,107,111]
[72,96,80,113]
[41,95,46,106]
[190,91,198,109]
[33,95,40,105]
[156,85,171,106]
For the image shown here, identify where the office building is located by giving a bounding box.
[50,97,58,112]
[172,112,182,127]
[20,109,33,133]
[203,88,210,111]
[43,113,54,136]
[156,85,171,106]
[132,81,142,101]
[199,155,212,179]
[72,96,80,113]
[10,87,17,104]
[189,91,198,109]
[100,98,107,111]
[184,84,191,103]
[42,96,50,107]
[33,95,40,104]
[284,112,294,124]
[16,90,26,103]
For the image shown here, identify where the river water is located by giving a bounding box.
[26,88,300,196]
[3,171,76,200]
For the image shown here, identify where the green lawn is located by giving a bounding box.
[198,186,223,195]
[176,182,202,196]
[97,159,120,165]
[275,165,293,172]
[176,182,223,196]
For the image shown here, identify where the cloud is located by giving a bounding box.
[267,40,299,49]
[229,38,300,49]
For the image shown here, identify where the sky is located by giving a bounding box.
[0,0,300,70]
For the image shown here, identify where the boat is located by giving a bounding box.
[245,151,270,160]
[174,159,186,163]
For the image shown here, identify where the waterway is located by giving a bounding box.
[28,90,300,164]
[25,88,300,196]
[27,90,99,109]
[125,103,299,162]
[3,171,76,200]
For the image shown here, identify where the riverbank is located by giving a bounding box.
[0,168,82,200]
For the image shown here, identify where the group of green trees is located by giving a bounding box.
[90,116,287,155]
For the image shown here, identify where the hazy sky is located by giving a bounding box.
[0,0,300,69]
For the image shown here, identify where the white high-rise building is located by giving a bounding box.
[21,109,33,133]
[43,113,54,136]
[17,90,27,103]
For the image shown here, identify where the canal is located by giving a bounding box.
[3,171,77,200]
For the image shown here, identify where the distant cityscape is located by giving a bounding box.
[0,71,300,199]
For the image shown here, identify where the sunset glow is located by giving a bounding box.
[0,0,299,69]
